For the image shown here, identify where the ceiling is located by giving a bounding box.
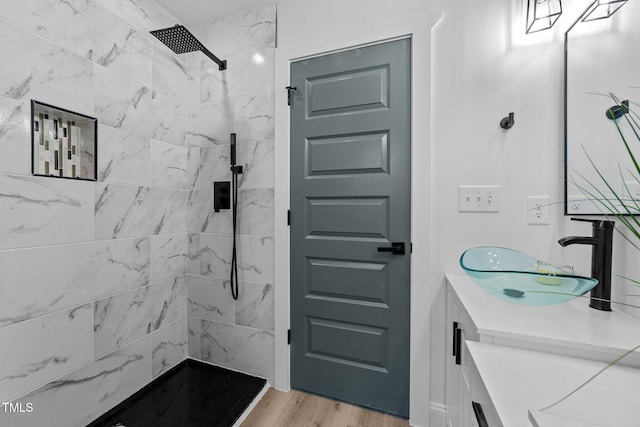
[153,0,275,26]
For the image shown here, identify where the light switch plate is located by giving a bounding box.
[458,185,500,212]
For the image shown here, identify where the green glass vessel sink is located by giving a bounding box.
[460,246,598,306]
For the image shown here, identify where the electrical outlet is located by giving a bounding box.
[567,195,601,214]
[527,196,550,225]
[458,185,500,212]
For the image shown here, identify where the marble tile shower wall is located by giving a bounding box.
[0,0,188,425]
[186,5,276,383]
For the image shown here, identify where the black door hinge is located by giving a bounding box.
[287,329,291,345]
[411,243,413,253]
[286,86,297,106]
[287,209,291,225]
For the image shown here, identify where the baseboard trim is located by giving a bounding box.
[429,401,446,427]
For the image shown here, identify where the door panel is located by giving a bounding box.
[306,197,390,238]
[306,131,389,176]
[290,38,411,417]
[306,65,390,116]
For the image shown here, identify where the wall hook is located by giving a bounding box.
[500,112,515,130]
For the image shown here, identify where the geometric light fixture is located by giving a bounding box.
[526,0,563,34]
[581,0,628,22]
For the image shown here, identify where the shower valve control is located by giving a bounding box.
[213,181,231,212]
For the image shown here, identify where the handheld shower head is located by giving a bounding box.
[230,133,236,166]
[150,25,227,71]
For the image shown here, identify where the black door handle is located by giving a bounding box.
[452,322,459,357]
[377,242,405,255]
[455,327,462,365]
[472,402,489,427]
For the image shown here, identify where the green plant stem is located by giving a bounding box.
[539,343,640,412]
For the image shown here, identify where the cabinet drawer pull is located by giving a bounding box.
[455,326,462,365]
[472,401,489,427]
[452,321,459,357]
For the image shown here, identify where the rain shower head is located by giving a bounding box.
[150,25,227,71]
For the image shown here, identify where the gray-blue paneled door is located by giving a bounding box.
[290,38,411,417]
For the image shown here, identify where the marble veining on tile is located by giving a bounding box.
[188,144,230,189]
[188,188,214,233]
[151,140,187,189]
[186,147,201,190]
[0,337,151,427]
[237,140,275,189]
[198,234,232,278]
[151,233,187,284]
[151,318,187,378]
[236,282,274,331]
[198,234,274,284]
[200,45,274,103]
[94,277,186,358]
[187,52,202,106]
[0,0,152,85]
[200,320,274,382]
[187,317,201,359]
[94,65,153,134]
[191,188,273,235]
[0,304,93,403]
[94,67,185,146]
[94,286,153,358]
[188,276,234,323]
[95,183,187,239]
[236,188,274,236]
[193,4,276,57]
[0,18,93,113]
[98,125,151,186]
[0,174,94,250]
[94,0,178,34]
[234,92,275,143]
[152,47,188,101]
[0,97,30,176]
[150,91,187,146]
[0,238,149,328]
[186,100,234,147]
[187,233,201,275]
[149,276,188,331]
[188,140,273,191]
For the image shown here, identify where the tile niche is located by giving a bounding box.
[31,100,97,180]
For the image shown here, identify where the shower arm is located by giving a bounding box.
[202,47,227,71]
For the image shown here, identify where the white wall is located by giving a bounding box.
[430,0,640,423]
[276,0,640,426]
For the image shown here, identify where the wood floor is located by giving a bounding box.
[240,388,409,427]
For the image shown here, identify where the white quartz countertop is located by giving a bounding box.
[447,273,640,365]
[467,341,640,427]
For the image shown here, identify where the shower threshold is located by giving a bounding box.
[88,359,266,427]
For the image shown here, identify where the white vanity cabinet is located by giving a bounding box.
[445,281,491,427]
[469,354,501,427]
[445,273,640,426]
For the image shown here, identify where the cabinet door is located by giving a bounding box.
[470,356,502,427]
[445,290,460,427]
[458,329,472,427]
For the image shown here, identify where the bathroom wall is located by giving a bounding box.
[0,0,189,424]
[276,0,640,426]
[430,0,640,422]
[185,5,276,383]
